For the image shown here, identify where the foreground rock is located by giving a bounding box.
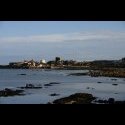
[51,93,125,104]
[18,84,42,89]
[52,93,96,104]
[0,88,24,97]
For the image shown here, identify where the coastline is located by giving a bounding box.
[68,68,125,78]
[1,65,125,78]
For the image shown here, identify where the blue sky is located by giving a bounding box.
[0,21,125,37]
[0,21,125,64]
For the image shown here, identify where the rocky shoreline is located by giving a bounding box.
[68,68,125,78]
[49,93,125,104]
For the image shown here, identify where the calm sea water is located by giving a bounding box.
[0,69,125,104]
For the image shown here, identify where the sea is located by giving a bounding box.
[0,69,125,104]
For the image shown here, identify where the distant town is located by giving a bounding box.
[0,57,125,70]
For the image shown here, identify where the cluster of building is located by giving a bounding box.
[8,57,90,69]
[9,59,46,68]
[47,57,91,68]
[1,57,125,69]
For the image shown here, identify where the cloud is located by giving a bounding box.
[0,34,65,43]
[0,30,125,43]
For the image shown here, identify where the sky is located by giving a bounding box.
[0,21,125,64]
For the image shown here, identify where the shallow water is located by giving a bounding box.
[0,69,125,104]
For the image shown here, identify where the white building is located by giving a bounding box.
[40,59,46,64]
[37,64,43,68]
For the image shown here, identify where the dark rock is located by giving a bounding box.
[19,84,42,89]
[0,88,24,97]
[112,84,118,86]
[86,87,90,89]
[44,82,60,87]
[50,93,60,96]
[5,88,12,92]
[44,84,52,87]
[26,84,34,88]
[97,82,102,83]
[53,93,96,104]
[18,74,26,75]
[89,69,125,78]
[68,72,89,76]
[49,82,61,85]
[86,87,95,90]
